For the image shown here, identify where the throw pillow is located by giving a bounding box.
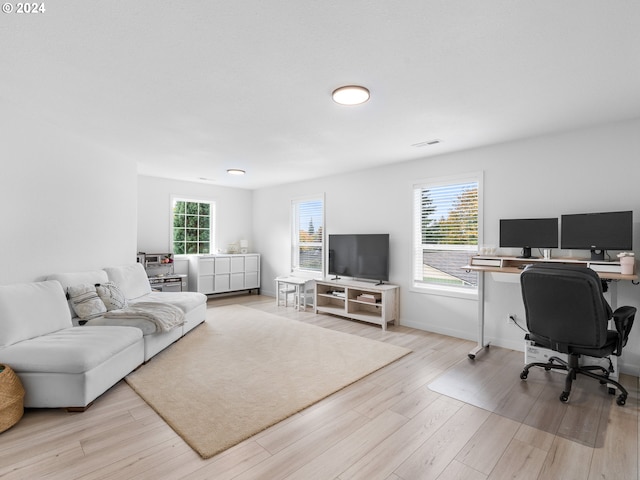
[67,284,107,320]
[95,282,128,311]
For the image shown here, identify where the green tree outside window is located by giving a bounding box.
[414,178,480,290]
[172,200,215,255]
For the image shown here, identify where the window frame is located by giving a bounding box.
[291,194,325,277]
[170,195,216,256]
[411,172,483,299]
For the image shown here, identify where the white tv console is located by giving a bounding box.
[314,278,399,330]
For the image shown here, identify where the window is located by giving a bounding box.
[291,196,324,274]
[171,198,216,255]
[413,173,481,294]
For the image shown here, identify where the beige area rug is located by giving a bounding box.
[125,304,411,459]
[428,346,629,448]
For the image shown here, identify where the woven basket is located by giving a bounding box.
[0,364,25,433]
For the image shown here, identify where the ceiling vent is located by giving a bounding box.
[411,139,442,147]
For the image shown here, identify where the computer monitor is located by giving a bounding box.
[561,210,633,260]
[500,218,559,259]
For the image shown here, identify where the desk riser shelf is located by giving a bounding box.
[467,255,637,281]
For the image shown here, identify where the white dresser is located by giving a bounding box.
[188,254,260,295]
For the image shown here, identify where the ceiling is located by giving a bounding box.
[2,1,640,189]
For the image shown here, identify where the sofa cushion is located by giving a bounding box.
[104,264,152,300]
[95,282,128,311]
[67,284,107,320]
[0,326,142,373]
[0,281,72,347]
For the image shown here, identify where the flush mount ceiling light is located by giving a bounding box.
[227,169,246,175]
[332,85,370,106]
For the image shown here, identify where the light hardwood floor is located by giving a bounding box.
[1,294,638,479]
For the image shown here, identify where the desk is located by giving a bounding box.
[275,276,312,311]
[463,256,638,360]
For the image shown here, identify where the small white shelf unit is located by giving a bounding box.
[188,254,260,295]
[314,278,399,330]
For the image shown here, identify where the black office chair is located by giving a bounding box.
[519,263,636,405]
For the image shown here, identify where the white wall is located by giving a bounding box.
[4,106,639,374]
[1,110,138,283]
[253,118,640,374]
[137,176,253,254]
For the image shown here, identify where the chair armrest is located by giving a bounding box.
[613,305,636,355]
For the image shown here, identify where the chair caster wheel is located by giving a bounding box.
[608,387,616,395]
[560,392,569,403]
[520,371,528,380]
[468,354,475,360]
[617,395,627,406]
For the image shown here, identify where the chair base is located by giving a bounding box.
[520,354,628,406]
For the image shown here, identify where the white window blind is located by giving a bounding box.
[413,174,480,291]
[292,197,324,273]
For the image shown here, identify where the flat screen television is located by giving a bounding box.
[328,234,389,284]
[499,218,558,259]
[561,210,633,260]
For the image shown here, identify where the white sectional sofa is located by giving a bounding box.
[50,264,207,362]
[0,264,207,410]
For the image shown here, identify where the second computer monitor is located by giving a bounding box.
[500,218,559,258]
[561,210,632,260]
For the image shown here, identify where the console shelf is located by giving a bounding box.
[314,278,399,330]
[467,255,636,280]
